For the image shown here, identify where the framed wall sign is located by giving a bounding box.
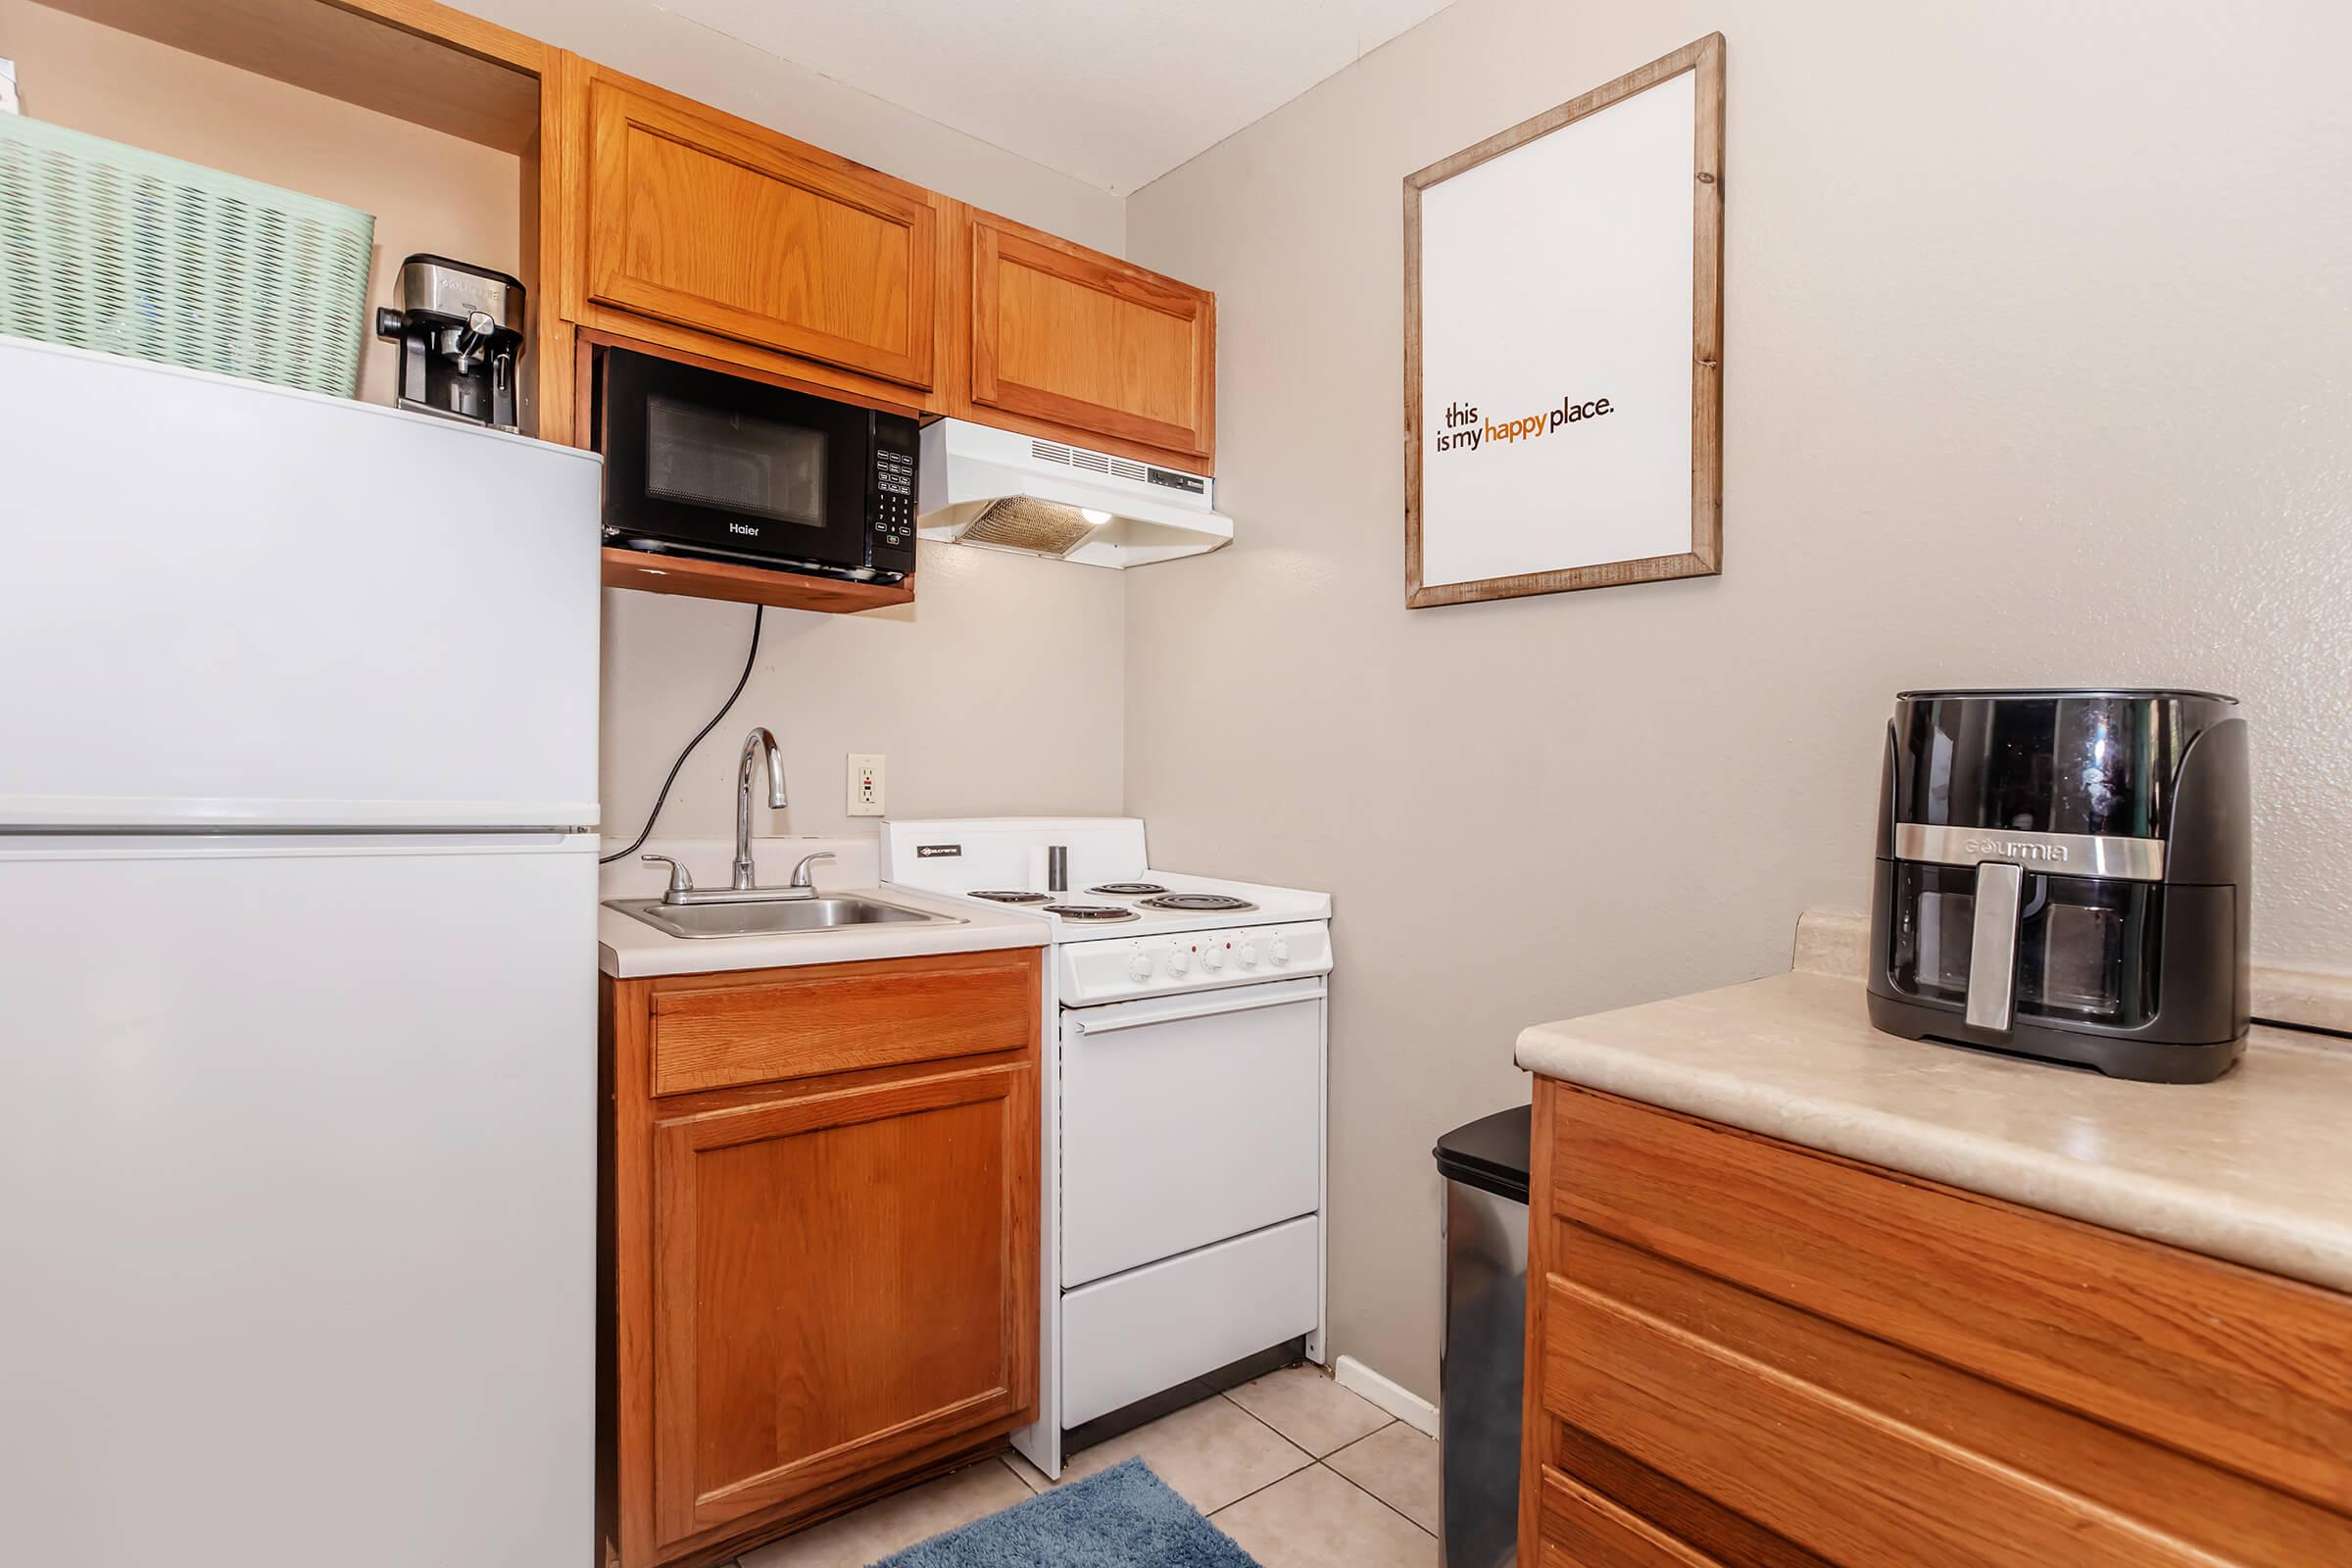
[1403,33,1724,608]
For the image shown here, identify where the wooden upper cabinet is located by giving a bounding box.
[956,209,1216,469]
[584,77,941,390]
[649,1062,1037,1545]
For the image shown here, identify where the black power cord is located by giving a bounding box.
[600,606,764,864]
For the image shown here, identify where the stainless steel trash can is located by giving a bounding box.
[1434,1104,1532,1568]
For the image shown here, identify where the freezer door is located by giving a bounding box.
[0,338,602,830]
[0,835,595,1566]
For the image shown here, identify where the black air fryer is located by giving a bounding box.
[1866,689,2250,1083]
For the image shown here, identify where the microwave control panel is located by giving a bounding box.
[871,416,919,568]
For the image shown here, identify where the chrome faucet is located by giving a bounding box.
[734,727,787,890]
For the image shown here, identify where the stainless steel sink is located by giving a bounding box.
[605,894,963,940]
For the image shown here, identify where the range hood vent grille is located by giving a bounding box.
[958,494,1103,558]
[1031,438,1150,483]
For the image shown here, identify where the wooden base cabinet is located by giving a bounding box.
[604,950,1043,1568]
[1520,1082,2352,1568]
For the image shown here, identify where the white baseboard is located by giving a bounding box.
[1332,1353,1440,1438]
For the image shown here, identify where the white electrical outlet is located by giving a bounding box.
[847,754,885,816]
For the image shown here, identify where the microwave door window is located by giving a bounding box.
[645,395,826,528]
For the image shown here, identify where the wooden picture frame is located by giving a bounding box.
[1403,33,1725,609]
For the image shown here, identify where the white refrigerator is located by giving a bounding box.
[0,338,601,1565]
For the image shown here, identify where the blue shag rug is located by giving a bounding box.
[872,1458,1261,1568]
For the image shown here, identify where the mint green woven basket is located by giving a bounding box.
[0,115,374,396]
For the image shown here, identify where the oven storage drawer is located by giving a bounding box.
[1059,978,1324,1286]
[1061,1215,1320,1429]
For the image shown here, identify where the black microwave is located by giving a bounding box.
[594,347,918,582]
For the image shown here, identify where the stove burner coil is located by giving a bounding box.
[1042,904,1141,922]
[969,890,1050,904]
[1139,893,1258,913]
[1088,882,1168,897]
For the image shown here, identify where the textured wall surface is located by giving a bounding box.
[1123,0,2352,1400]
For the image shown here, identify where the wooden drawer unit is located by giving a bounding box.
[585,76,942,390]
[953,207,1216,469]
[1521,1083,2352,1568]
[647,948,1039,1095]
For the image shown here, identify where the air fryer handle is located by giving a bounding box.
[1964,861,2025,1035]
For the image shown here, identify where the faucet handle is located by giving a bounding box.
[641,855,694,904]
[789,851,835,890]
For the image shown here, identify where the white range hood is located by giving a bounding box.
[916,419,1231,568]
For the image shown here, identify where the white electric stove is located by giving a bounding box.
[881,818,1331,1477]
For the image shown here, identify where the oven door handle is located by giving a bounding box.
[1068,981,1327,1036]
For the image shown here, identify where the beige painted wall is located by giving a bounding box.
[453,0,1137,844]
[1124,0,2352,1400]
[1,0,521,408]
[600,543,1123,843]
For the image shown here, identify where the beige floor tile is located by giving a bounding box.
[1053,1394,1313,1513]
[1226,1364,1392,1457]
[1002,1448,1052,1494]
[737,1458,1031,1568]
[1326,1422,1441,1534]
[1212,1463,1436,1568]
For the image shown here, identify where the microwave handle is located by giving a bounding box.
[1069,983,1326,1037]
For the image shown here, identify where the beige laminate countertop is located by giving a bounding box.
[1516,964,2352,1295]
[598,884,1047,979]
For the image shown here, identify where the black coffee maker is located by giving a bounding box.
[1866,689,2251,1083]
[373,254,524,431]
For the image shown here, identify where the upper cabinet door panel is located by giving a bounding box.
[587,80,939,389]
[967,214,1215,464]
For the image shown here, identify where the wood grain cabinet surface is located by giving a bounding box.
[1521,1080,2352,1568]
[953,208,1216,470]
[583,77,942,391]
[604,949,1043,1568]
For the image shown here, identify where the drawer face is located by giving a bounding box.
[1060,1215,1318,1429]
[1545,1085,2352,1516]
[649,949,1037,1095]
[1539,1466,1726,1568]
[1542,1264,2349,1568]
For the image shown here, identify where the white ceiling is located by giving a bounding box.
[658,0,1458,195]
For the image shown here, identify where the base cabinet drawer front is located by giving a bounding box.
[1060,1215,1319,1429]
[587,77,940,389]
[650,1063,1038,1544]
[1546,1085,2352,1514]
[1544,1272,2234,1568]
[962,211,1215,466]
[649,949,1039,1095]
[1546,1220,2352,1568]
[1538,1467,1727,1568]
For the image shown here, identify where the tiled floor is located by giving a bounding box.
[735,1365,1439,1568]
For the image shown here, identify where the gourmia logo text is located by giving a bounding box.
[1435,393,1615,453]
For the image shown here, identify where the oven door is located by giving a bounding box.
[1059,975,1325,1289]
[598,348,872,570]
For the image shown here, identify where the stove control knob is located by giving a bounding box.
[1238,939,1259,968]
[1270,935,1291,966]
[1165,947,1191,976]
[1201,944,1226,973]
[1128,953,1153,982]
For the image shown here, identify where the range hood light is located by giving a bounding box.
[915,419,1232,568]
